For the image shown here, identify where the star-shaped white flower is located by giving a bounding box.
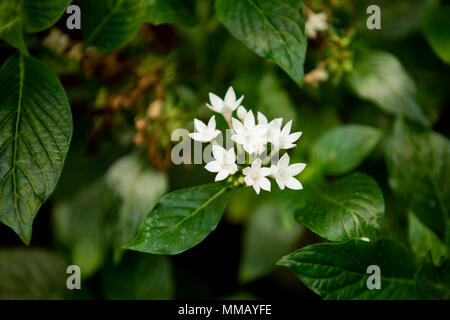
[231,111,267,154]
[205,145,238,181]
[271,120,302,150]
[207,87,244,122]
[271,153,306,190]
[243,158,271,194]
[306,12,328,39]
[189,116,221,142]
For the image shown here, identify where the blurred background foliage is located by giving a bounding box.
[0,0,449,299]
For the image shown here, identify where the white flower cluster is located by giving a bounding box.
[189,87,306,194]
[306,11,328,39]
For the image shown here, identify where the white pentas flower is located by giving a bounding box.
[271,154,306,190]
[185,87,306,195]
[189,116,221,142]
[207,87,244,123]
[306,11,328,39]
[243,159,271,194]
[231,111,267,155]
[205,145,238,181]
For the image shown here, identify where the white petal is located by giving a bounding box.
[288,131,302,143]
[244,110,255,128]
[244,175,253,186]
[224,87,236,105]
[212,130,221,139]
[209,93,223,111]
[194,118,206,133]
[260,167,272,176]
[205,161,220,172]
[229,163,238,174]
[285,177,303,190]
[275,177,285,190]
[259,177,271,192]
[278,153,290,168]
[288,163,306,176]
[212,145,226,161]
[188,132,202,141]
[252,183,261,194]
[215,170,229,181]
[231,117,244,132]
[234,95,245,109]
[251,158,262,169]
[237,106,247,120]
[257,112,267,125]
[282,120,292,135]
[242,166,251,175]
[207,115,216,130]
[226,148,236,163]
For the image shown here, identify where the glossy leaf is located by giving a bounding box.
[423,4,450,64]
[144,0,197,27]
[124,183,232,255]
[347,50,429,126]
[408,213,447,266]
[386,118,449,242]
[239,203,303,283]
[277,239,417,299]
[415,257,450,299]
[295,172,384,241]
[81,0,145,52]
[0,249,68,299]
[311,124,382,175]
[0,53,72,244]
[216,0,307,85]
[102,252,174,299]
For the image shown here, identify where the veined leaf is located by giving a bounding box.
[423,4,450,64]
[0,53,72,244]
[144,0,197,27]
[347,50,429,126]
[0,249,68,300]
[81,0,146,52]
[386,118,449,242]
[415,256,450,299]
[124,183,232,255]
[277,239,417,299]
[102,252,174,299]
[295,172,384,241]
[216,0,307,85]
[311,124,382,175]
[0,0,71,54]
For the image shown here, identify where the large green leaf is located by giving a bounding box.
[386,118,449,242]
[409,213,447,266]
[0,0,71,54]
[0,249,68,300]
[124,183,232,255]
[311,124,382,175]
[277,239,417,299]
[239,203,303,283]
[295,172,384,241]
[347,50,429,126]
[415,256,450,299]
[104,153,168,260]
[52,180,107,278]
[216,0,307,85]
[423,4,450,64]
[144,0,197,27]
[81,0,146,52]
[102,252,174,299]
[0,53,72,244]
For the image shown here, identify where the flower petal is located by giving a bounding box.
[282,120,292,135]
[194,118,206,133]
[278,153,290,168]
[234,95,245,109]
[259,177,271,192]
[257,111,268,125]
[288,163,306,176]
[209,93,223,111]
[244,110,255,128]
[205,160,220,172]
[224,87,236,105]
[252,183,261,194]
[260,167,272,176]
[275,177,285,190]
[215,170,229,181]
[232,117,244,132]
[207,115,216,130]
[212,145,226,161]
[285,177,303,190]
[189,132,203,142]
[288,131,302,143]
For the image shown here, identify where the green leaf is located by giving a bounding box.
[386,118,449,242]
[277,239,417,299]
[408,213,447,266]
[81,0,146,52]
[124,183,232,255]
[52,180,107,278]
[423,4,450,64]
[102,252,174,299]
[0,53,73,244]
[0,249,68,299]
[239,203,303,283]
[215,0,307,85]
[144,0,197,27]
[415,256,450,299]
[295,172,384,241]
[104,153,168,259]
[347,50,429,126]
[0,0,71,54]
[311,124,382,175]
